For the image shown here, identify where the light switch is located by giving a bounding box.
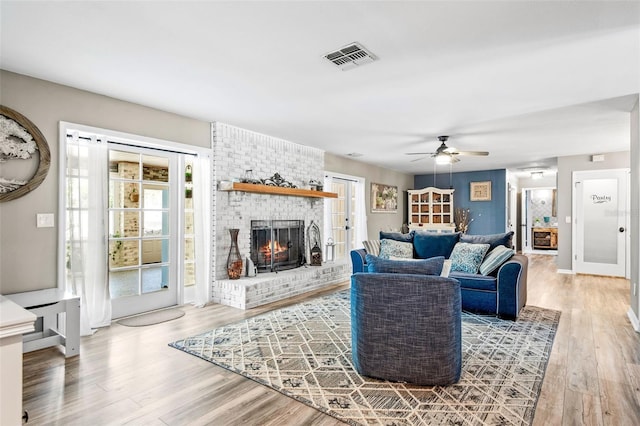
[565,216,572,224]
[37,213,55,228]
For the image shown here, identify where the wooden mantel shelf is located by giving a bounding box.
[222,182,338,199]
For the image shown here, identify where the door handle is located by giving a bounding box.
[619,227,625,233]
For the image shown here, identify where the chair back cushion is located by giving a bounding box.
[366,254,445,275]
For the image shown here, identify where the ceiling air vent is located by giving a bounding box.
[324,42,377,71]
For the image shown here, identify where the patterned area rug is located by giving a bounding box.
[170,291,560,425]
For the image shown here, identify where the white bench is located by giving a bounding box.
[5,289,80,357]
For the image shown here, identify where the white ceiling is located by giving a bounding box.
[1,1,639,176]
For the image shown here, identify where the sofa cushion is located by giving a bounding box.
[460,231,514,251]
[379,239,413,259]
[479,245,515,276]
[449,242,490,274]
[449,271,497,292]
[379,230,414,243]
[362,240,381,257]
[413,231,461,259]
[366,254,445,275]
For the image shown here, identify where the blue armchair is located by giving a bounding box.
[351,272,462,385]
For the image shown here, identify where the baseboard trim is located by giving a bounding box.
[557,269,575,275]
[628,308,640,333]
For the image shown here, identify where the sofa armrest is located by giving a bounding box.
[350,248,368,273]
[496,253,528,320]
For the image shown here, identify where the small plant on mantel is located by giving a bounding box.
[454,208,473,234]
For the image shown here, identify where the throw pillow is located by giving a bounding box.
[379,230,414,243]
[378,239,414,259]
[440,259,452,278]
[460,231,514,251]
[362,240,381,257]
[413,231,460,259]
[479,245,515,276]
[366,254,445,276]
[449,242,490,274]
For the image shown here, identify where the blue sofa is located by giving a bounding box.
[350,231,528,320]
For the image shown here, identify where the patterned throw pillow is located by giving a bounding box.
[449,242,490,274]
[362,240,381,257]
[378,239,414,259]
[479,245,515,276]
[366,254,445,276]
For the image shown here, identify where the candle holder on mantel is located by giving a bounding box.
[227,228,243,279]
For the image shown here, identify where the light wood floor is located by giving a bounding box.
[22,255,640,425]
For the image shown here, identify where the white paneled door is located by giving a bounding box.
[574,169,629,277]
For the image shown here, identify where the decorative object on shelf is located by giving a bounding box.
[470,181,492,201]
[241,169,260,184]
[308,179,323,191]
[454,208,474,233]
[227,228,243,279]
[325,237,335,263]
[260,172,297,188]
[185,164,192,182]
[307,221,322,266]
[0,105,51,202]
[185,188,192,199]
[371,182,398,213]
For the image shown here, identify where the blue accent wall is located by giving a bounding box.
[414,169,507,235]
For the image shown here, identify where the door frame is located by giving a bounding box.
[58,121,208,318]
[521,186,557,254]
[571,168,630,277]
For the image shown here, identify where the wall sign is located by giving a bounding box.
[0,105,50,202]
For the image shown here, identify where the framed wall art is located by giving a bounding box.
[470,181,491,201]
[0,105,50,202]
[371,182,398,213]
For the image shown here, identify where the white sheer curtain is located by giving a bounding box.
[354,179,368,244]
[193,153,212,307]
[65,134,111,336]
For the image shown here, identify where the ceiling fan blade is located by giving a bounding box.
[410,156,428,162]
[451,156,461,163]
[456,151,489,156]
[405,152,433,156]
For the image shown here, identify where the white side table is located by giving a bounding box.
[0,295,37,425]
[5,288,80,357]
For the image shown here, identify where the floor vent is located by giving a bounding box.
[324,42,377,71]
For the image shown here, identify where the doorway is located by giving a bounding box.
[326,177,357,260]
[573,169,630,277]
[521,187,558,254]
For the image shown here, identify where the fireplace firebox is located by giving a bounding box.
[251,220,305,272]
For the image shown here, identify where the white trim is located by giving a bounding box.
[627,308,640,333]
[59,121,211,157]
[557,269,575,275]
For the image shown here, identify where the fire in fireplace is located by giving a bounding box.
[251,220,305,272]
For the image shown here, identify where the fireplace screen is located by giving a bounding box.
[251,220,305,272]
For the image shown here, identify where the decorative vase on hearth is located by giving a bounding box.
[227,228,243,280]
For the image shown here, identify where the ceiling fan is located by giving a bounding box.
[406,136,490,164]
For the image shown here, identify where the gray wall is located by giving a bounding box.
[556,151,631,271]
[324,153,414,240]
[0,70,210,294]
[630,97,639,323]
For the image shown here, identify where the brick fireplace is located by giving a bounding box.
[210,123,349,309]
